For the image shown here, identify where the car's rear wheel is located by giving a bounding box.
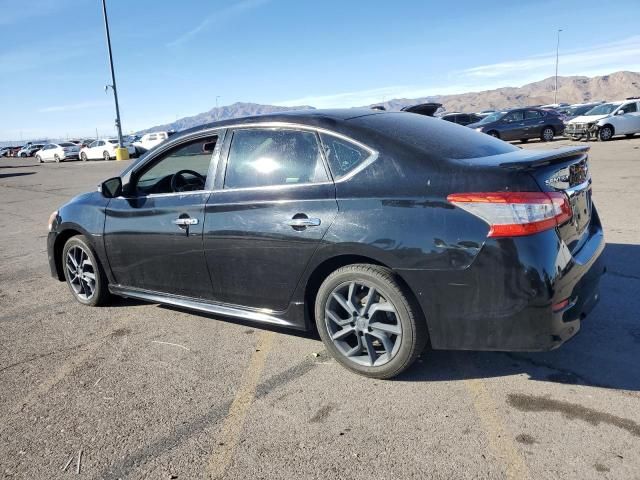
[54,154,61,163]
[599,125,614,141]
[540,126,555,142]
[62,235,110,306]
[314,264,427,379]
[103,151,110,161]
[36,155,43,163]
[80,152,88,162]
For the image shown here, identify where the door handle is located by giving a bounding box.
[173,217,199,226]
[288,217,321,227]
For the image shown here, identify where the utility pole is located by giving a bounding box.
[554,28,562,104]
[101,0,127,158]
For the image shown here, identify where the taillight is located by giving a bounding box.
[447,191,572,238]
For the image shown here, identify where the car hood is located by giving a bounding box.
[568,114,609,124]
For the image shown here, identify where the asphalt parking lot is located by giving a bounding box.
[1,136,639,479]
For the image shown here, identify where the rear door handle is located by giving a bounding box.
[173,218,199,226]
[288,217,321,227]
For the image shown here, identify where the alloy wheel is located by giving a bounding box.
[600,127,612,141]
[65,245,96,300]
[542,128,554,141]
[324,281,402,367]
[104,151,110,161]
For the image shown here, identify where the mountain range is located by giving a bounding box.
[139,70,640,133]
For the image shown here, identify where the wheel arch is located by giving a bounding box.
[600,123,615,135]
[302,254,429,341]
[52,228,83,281]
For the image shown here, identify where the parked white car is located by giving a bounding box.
[564,98,640,141]
[133,131,169,151]
[79,139,136,161]
[35,142,80,163]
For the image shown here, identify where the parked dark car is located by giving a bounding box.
[47,110,604,378]
[440,112,483,126]
[401,102,444,117]
[467,108,565,142]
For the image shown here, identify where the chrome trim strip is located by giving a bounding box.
[109,285,294,327]
[116,121,379,196]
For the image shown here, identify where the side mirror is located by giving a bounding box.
[99,177,122,198]
[616,110,625,115]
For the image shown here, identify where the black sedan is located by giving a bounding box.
[467,108,565,142]
[47,110,604,378]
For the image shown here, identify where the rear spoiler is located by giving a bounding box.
[462,146,590,171]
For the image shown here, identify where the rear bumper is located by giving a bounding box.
[397,216,605,351]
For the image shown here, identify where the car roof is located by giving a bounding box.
[175,109,387,138]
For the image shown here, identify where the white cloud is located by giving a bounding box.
[461,35,640,80]
[275,36,640,109]
[167,0,270,48]
[38,101,111,113]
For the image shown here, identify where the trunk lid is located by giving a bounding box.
[462,146,594,253]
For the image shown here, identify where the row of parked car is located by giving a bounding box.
[392,97,640,143]
[0,131,174,163]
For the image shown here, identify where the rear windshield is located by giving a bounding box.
[352,112,518,159]
[60,142,75,147]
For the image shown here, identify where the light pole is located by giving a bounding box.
[554,28,562,104]
[101,0,126,158]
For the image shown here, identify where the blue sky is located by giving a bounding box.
[1,0,639,140]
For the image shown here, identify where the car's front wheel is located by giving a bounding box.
[103,151,111,161]
[36,155,43,163]
[599,125,614,141]
[80,152,88,162]
[62,235,110,306]
[54,154,61,163]
[314,264,427,379]
[540,126,555,142]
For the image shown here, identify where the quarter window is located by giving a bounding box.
[319,133,371,179]
[224,129,328,189]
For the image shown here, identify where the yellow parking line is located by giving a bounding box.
[459,360,531,480]
[208,331,274,479]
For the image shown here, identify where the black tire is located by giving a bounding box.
[54,154,61,163]
[103,151,111,161]
[314,264,427,379]
[62,235,110,306]
[540,126,555,142]
[80,152,88,162]
[487,130,499,138]
[19,153,27,157]
[519,138,529,143]
[36,155,43,163]
[598,125,614,141]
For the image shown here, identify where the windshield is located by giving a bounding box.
[477,112,505,124]
[584,103,621,116]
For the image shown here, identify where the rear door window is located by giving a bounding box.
[525,110,542,120]
[224,129,329,189]
[319,133,372,180]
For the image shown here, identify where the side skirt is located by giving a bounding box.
[108,285,304,329]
